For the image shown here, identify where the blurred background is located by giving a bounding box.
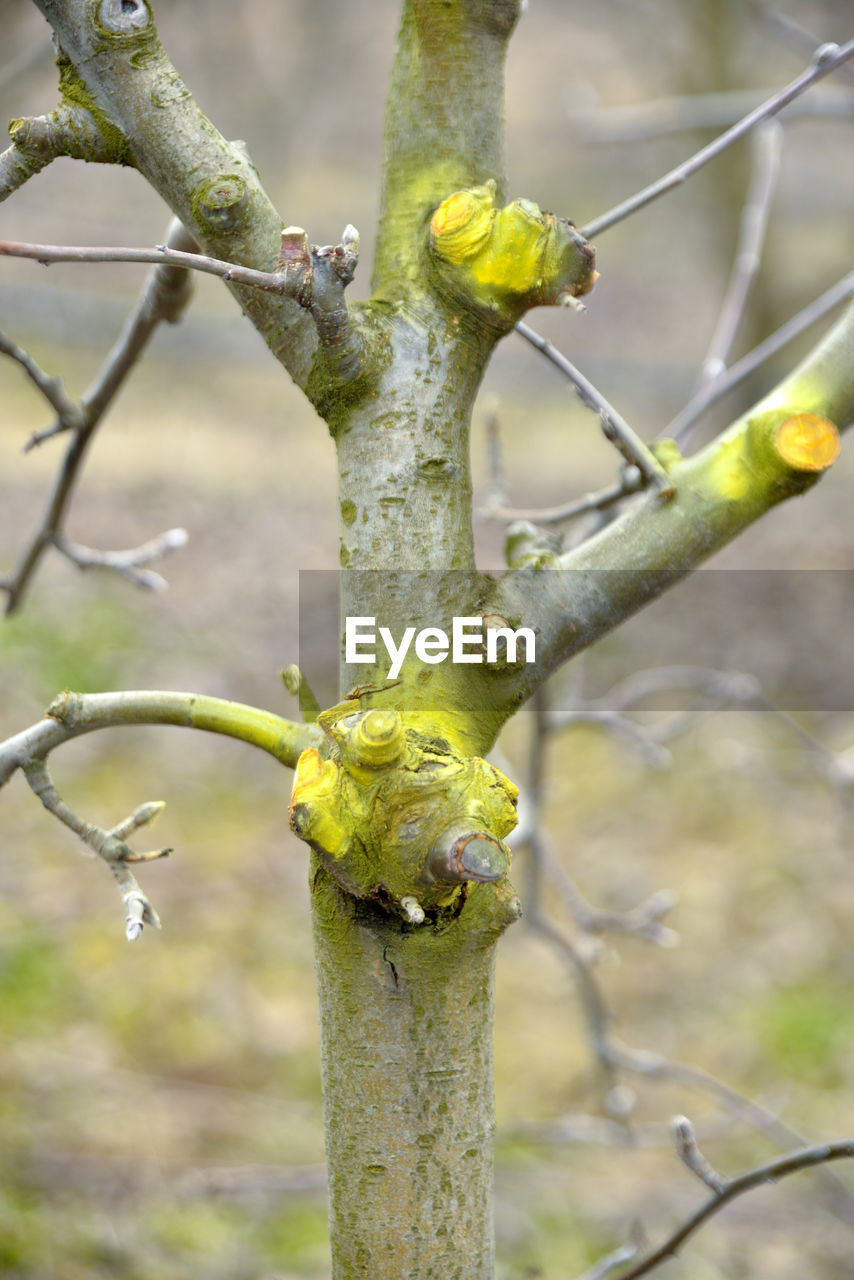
[1,0,854,1276]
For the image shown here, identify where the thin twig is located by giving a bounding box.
[0,227,364,380]
[511,670,854,1226]
[576,1243,640,1280]
[1,691,320,937]
[529,912,627,1120]
[514,321,674,495]
[598,1139,854,1280]
[2,219,195,613]
[0,238,287,292]
[673,1115,725,1194]
[0,330,84,427]
[580,39,854,239]
[22,757,167,940]
[695,121,783,391]
[566,87,854,145]
[477,476,639,526]
[665,270,854,442]
[759,4,854,85]
[53,528,189,591]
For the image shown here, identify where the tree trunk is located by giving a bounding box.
[311,861,520,1279]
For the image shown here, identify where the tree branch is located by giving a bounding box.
[52,527,189,592]
[1,219,196,614]
[694,121,782,391]
[23,757,168,940]
[27,0,318,382]
[0,238,300,294]
[1,688,320,937]
[373,0,522,299]
[0,222,365,382]
[598,1139,854,1280]
[565,86,854,145]
[508,685,854,1231]
[666,271,854,443]
[580,38,854,239]
[0,689,322,789]
[514,321,673,495]
[0,329,84,428]
[487,301,854,716]
[0,102,130,201]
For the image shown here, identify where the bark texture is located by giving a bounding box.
[312,865,521,1280]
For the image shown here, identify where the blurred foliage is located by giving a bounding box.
[2,0,854,1277]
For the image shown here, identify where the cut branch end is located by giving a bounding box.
[774,413,840,472]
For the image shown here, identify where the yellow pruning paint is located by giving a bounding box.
[429,186,495,262]
[774,413,840,472]
[289,706,518,917]
[429,180,597,323]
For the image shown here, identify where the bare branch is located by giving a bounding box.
[514,321,674,496]
[52,528,189,592]
[2,219,196,613]
[566,87,854,145]
[22,757,167,940]
[695,121,783,391]
[493,297,853,711]
[506,674,854,1230]
[0,330,84,427]
[478,476,641,526]
[580,38,854,239]
[665,271,854,443]
[0,237,292,293]
[673,1115,725,1194]
[598,1139,854,1280]
[2,688,321,935]
[0,223,364,382]
[576,1243,640,1280]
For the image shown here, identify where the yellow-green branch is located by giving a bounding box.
[489,300,854,713]
[0,689,321,788]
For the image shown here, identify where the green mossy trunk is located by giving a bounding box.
[311,860,521,1279]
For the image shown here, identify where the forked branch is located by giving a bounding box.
[1,689,322,938]
[596,1136,854,1280]
[24,757,168,941]
[1,218,196,613]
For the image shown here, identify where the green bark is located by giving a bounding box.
[12,5,854,1279]
[311,861,521,1280]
